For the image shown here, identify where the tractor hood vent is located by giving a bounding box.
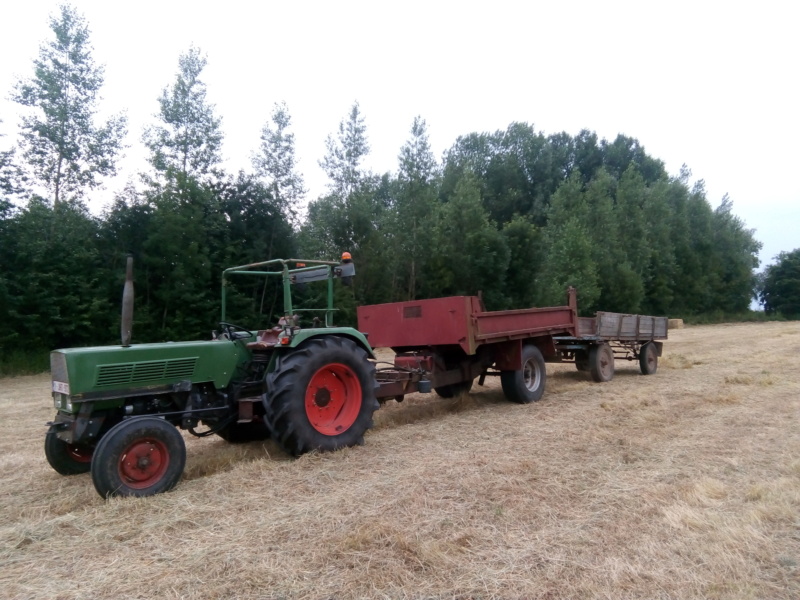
[96,357,198,387]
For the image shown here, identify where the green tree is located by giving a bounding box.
[305,102,384,263]
[536,174,600,312]
[601,134,666,184]
[252,101,306,223]
[1,122,24,216]
[138,178,221,340]
[394,116,439,299]
[0,198,113,350]
[615,166,650,279]
[640,179,676,314]
[143,46,222,180]
[319,102,370,198]
[502,216,541,308]
[584,168,644,313]
[708,195,761,313]
[573,129,603,182]
[760,249,800,318]
[424,172,510,308]
[12,4,127,205]
[0,126,22,342]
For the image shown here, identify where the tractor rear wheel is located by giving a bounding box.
[500,344,546,403]
[264,336,379,456]
[91,417,186,498]
[44,425,93,475]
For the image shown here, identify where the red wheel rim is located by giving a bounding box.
[66,444,93,464]
[118,438,170,489]
[305,363,362,436]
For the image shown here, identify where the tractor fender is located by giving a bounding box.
[266,328,375,373]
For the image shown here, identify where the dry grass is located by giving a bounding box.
[2,321,800,599]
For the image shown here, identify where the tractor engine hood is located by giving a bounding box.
[51,340,248,402]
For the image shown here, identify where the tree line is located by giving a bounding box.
[0,5,773,367]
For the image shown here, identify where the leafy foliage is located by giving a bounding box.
[0,8,767,363]
[12,5,127,205]
[143,46,222,180]
[319,102,370,198]
[392,116,439,300]
[252,101,306,224]
[760,249,800,318]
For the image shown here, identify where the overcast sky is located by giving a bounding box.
[1,1,797,269]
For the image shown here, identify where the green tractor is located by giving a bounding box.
[45,255,379,498]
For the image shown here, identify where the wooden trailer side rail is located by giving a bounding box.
[577,312,668,341]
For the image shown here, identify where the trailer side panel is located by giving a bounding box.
[357,296,481,353]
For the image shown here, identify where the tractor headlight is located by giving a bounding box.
[53,394,74,412]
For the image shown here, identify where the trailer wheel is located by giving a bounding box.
[434,379,474,398]
[589,344,615,382]
[639,342,658,375]
[501,344,546,404]
[215,419,271,443]
[264,336,379,456]
[575,350,590,372]
[91,417,186,498]
[44,425,93,475]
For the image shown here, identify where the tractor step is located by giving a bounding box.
[237,397,260,423]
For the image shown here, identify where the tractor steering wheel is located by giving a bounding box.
[218,322,254,340]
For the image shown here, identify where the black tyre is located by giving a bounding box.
[639,342,658,375]
[91,417,186,498]
[500,344,547,404]
[215,419,271,443]
[264,336,379,456]
[589,344,615,382]
[575,350,590,372]
[434,379,474,398]
[44,425,93,475]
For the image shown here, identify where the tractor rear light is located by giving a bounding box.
[280,337,291,345]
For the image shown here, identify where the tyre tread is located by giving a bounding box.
[264,336,379,456]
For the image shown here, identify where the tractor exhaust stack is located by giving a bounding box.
[121,255,134,347]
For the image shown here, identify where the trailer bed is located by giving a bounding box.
[358,291,668,400]
[357,295,577,355]
[358,293,667,354]
[577,312,668,341]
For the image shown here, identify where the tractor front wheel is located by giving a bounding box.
[91,417,186,498]
[264,336,378,456]
[44,425,93,475]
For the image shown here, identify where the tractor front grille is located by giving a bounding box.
[95,358,197,387]
[50,352,69,384]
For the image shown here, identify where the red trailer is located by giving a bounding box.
[357,289,667,404]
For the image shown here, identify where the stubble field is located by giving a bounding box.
[1,321,799,599]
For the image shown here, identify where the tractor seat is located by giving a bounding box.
[246,328,282,350]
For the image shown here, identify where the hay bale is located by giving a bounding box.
[668,318,684,329]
